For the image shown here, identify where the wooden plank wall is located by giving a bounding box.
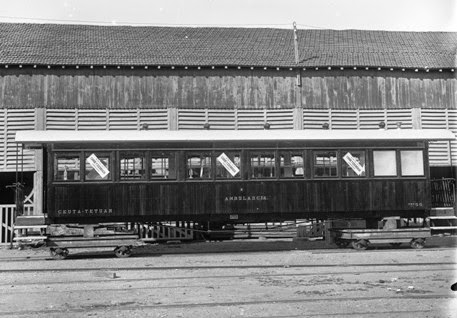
[0,69,455,171]
[0,69,455,110]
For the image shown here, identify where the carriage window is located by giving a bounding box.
[373,150,397,176]
[216,152,241,179]
[151,153,176,179]
[401,150,424,176]
[55,154,80,181]
[342,151,366,177]
[280,152,304,178]
[120,152,146,180]
[250,152,276,178]
[314,151,338,177]
[187,154,212,179]
[85,153,111,181]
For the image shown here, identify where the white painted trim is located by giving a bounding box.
[15,128,455,144]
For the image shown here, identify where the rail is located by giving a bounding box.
[0,204,34,245]
[431,178,456,208]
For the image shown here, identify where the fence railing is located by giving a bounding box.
[431,178,456,208]
[0,204,34,244]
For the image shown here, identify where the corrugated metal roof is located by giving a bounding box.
[1,23,456,69]
[15,129,456,144]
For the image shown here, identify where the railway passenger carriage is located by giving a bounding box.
[15,129,454,234]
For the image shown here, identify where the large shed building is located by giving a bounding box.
[0,23,456,212]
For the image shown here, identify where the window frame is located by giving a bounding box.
[372,149,398,177]
[215,151,242,180]
[84,151,113,182]
[249,150,277,179]
[313,150,339,178]
[53,152,82,182]
[150,151,177,180]
[400,149,425,177]
[186,152,213,180]
[279,150,305,179]
[341,149,367,178]
[119,151,148,181]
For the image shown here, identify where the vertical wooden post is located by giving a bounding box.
[75,108,79,130]
[105,108,110,130]
[234,109,239,130]
[411,107,422,129]
[136,108,141,130]
[293,22,303,130]
[168,107,178,130]
[293,107,303,130]
[33,108,45,216]
[293,22,300,65]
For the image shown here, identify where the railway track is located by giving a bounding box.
[0,249,455,317]
[0,261,456,273]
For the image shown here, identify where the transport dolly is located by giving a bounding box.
[46,235,146,259]
[332,228,431,250]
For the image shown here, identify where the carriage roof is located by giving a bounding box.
[15,129,455,144]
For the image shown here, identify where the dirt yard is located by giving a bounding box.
[0,239,456,317]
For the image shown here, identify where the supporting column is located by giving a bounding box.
[168,107,178,130]
[293,107,303,130]
[294,68,303,130]
[411,108,422,129]
[33,108,46,216]
[33,153,43,215]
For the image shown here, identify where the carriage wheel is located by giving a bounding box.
[410,239,425,249]
[114,246,132,258]
[50,247,69,260]
[351,240,368,250]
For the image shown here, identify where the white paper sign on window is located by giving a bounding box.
[86,153,110,178]
[343,152,365,176]
[217,153,240,177]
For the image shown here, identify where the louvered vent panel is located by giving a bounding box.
[448,110,457,166]
[204,109,235,129]
[386,109,412,129]
[421,110,450,166]
[77,110,107,130]
[108,110,138,130]
[0,110,5,170]
[178,110,207,130]
[46,109,76,130]
[237,110,266,130]
[5,110,35,171]
[358,110,386,129]
[266,110,294,129]
[303,110,329,130]
[330,110,358,129]
[207,110,236,130]
[139,109,168,130]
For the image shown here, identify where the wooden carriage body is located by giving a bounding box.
[15,129,454,226]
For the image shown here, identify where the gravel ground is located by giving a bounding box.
[0,237,456,317]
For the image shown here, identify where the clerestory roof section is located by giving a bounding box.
[0,23,456,69]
